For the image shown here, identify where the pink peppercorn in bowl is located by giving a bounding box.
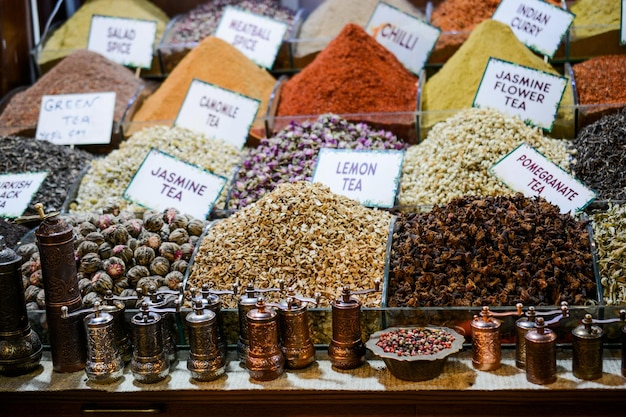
[366,326,464,381]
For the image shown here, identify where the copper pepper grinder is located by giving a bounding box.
[237,281,284,363]
[102,290,136,364]
[572,310,626,381]
[185,295,226,382]
[277,287,320,369]
[0,235,42,376]
[246,297,285,381]
[130,300,178,384]
[33,203,86,373]
[61,301,124,384]
[328,280,380,370]
[525,311,569,385]
[137,284,181,362]
[198,283,238,359]
[515,302,569,369]
[470,304,523,371]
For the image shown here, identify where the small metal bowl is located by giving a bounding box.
[366,326,464,381]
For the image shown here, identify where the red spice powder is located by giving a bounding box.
[572,55,626,105]
[276,23,418,116]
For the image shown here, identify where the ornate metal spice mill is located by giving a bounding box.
[470,304,523,371]
[246,297,284,381]
[276,287,320,369]
[525,309,569,385]
[328,280,380,370]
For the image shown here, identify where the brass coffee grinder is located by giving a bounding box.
[328,280,380,370]
[61,301,124,384]
[277,287,320,369]
[470,304,523,371]
[246,297,284,381]
[571,310,626,380]
[525,310,569,385]
[185,294,226,382]
[515,302,569,369]
[197,283,237,359]
[0,235,42,376]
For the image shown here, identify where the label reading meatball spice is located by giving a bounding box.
[36,92,116,145]
[311,148,404,208]
[175,79,260,150]
[0,172,48,218]
[87,15,157,69]
[214,6,289,69]
[473,58,567,131]
[492,0,574,58]
[123,148,227,219]
[365,1,440,74]
[489,142,596,214]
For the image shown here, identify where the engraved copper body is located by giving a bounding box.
[103,290,134,364]
[185,298,225,382]
[0,236,42,376]
[525,317,557,385]
[516,303,568,369]
[62,302,123,384]
[35,206,86,372]
[328,282,380,370]
[130,302,171,384]
[277,290,319,369]
[470,305,522,371]
[246,298,284,381]
[572,311,626,381]
[199,284,236,360]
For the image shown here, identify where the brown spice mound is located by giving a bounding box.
[388,194,596,307]
[0,50,143,130]
[277,23,418,116]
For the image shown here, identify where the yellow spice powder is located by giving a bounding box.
[39,0,169,65]
[570,0,620,39]
[132,36,276,136]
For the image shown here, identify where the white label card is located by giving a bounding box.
[87,15,157,69]
[311,149,404,208]
[123,149,228,219]
[174,79,260,150]
[489,142,596,214]
[621,0,626,45]
[0,172,48,218]
[365,1,440,74]
[473,58,567,131]
[492,0,574,58]
[214,6,289,69]
[36,92,116,145]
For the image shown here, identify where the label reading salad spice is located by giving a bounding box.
[123,148,227,219]
[175,78,260,149]
[36,92,116,145]
[473,58,567,131]
[214,6,289,69]
[365,1,440,74]
[492,0,574,58]
[0,172,48,218]
[490,142,596,214]
[87,15,157,69]
[312,148,404,208]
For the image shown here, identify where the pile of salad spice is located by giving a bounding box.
[189,181,392,308]
[572,55,626,125]
[294,0,424,59]
[590,203,626,305]
[0,135,94,216]
[37,0,169,70]
[0,219,30,249]
[570,110,626,201]
[277,24,418,121]
[159,0,296,73]
[422,19,574,137]
[228,114,407,209]
[570,0,620,39]
[71,125,243,215]
[0,50,144,136]
[132,36,275,139]
[387,194,596,308]
[429,0,560,63]
[398,108,570,207]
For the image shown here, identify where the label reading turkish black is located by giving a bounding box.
[123,148,227,219]
[87,15,157,68]
[0,172,48,218]
[473,58,567,131]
